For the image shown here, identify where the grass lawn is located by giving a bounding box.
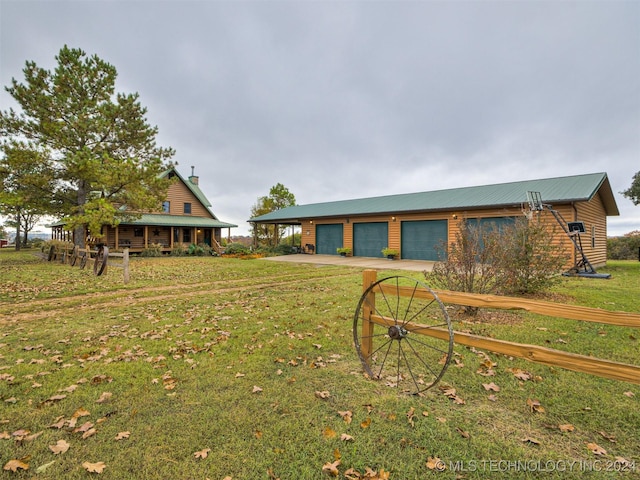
[0,250,638,479]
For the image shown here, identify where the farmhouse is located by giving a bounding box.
[51,167,236,253]
[249,172,619,267]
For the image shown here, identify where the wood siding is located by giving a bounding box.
[299,199,610,267]
[164,180,213,218]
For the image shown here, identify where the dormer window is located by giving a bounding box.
[162,201,170,213]
[184,202,192,214]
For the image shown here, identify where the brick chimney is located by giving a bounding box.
[189,165,199,185]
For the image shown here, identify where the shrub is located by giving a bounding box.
[141,243,163,257]
[171,245,187,256]
[224,242,250,255]
[607,231,640,260]
[425,216,567,312]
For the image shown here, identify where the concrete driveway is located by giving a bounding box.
[261,254,435,272]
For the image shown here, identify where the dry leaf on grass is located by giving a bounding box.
[82,461,106,473]
[482,382,500,392]
[587,442,607,455]
[426,456,446,471]
[315,391,330,399]
[114,431,130,440]
[559,424,575,432]
[82,428,97,440]
[526,398,545,413]
[194,448,211,459]
[49,439,70,454]
[322,459,341,476]
[252,385,263,394]
[96,392,112,404]
[322,426,337,439]
[340,433,354,442]
[3,459,29,472]
[337,410,352,424]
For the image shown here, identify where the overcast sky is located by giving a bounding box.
[1,0,639,236]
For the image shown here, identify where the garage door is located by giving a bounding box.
[401,220,448,261]
[353,222,388,258]
[315,224,344,255]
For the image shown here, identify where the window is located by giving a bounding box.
[162,201,170,213]
[134,228,144,237]
[184,202,192,214]
[182,228,191,243]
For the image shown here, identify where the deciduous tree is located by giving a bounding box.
[622,171,640,206]
[250,183,296,247]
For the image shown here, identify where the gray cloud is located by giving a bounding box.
[1,0,638,236]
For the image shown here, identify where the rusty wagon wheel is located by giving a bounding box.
[79,252,88,269]
[69,245,79,266]
[353,276,454,394]
[93,245,108,276]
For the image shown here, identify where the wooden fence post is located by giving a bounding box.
[361,270,378,361]
[123,248,129,284]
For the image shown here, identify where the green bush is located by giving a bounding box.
[224,242,250,255]
[607,231,640,260]
[141,243,163,257]
[426,216,567,308]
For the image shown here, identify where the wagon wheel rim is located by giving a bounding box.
[79,253,87,269]
[93,245,108,276]
[353,276,454,394]
[69,245,79,266]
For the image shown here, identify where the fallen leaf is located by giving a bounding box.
[526,398,545,413]
[426,456,445,471]
[322,459,341,476]
[456,427,470,438]
[521,436,541,445]
[252,385,263,394]
[3,459,29,472]
[35,461,55,473]
[82,461,106,473]
[340,433,354,442]
[234,372,245,378]
[587,442,607,455]
[599,431,617,443]
[315,391,330,399]
[337,410,352,424]
[360,417,371,429]
[482,382,500,392]
[194,448,211,459]
[323,426,337,439]
[49,439,70,454]
[623,391,634,398]
[559,424,575,432]
[115,431,130,441]
[96,392,112,404]
[82,428,97,440]
[72,407,91,418]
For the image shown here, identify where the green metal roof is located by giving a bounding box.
[120,213,236,229]
[249,172,619,223]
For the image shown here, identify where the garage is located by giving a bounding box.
[353,222,388,258]
[315,224,344,255]
[401,220,448,261]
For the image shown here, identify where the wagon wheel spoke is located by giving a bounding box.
[93,245,108,276]
[69,245,79,266]
[353,276,454,394]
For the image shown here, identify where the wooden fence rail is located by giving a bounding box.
[48,244,130,284]
[363,270,640,385]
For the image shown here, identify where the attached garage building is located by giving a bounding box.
[249,172,619,267]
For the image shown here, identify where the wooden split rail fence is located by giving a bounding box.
[47,244,130,284]
[362,270,640,385]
